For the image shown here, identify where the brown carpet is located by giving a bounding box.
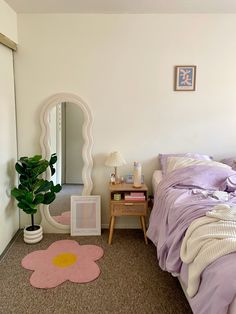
[0,229,192,314]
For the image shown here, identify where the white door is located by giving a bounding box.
[0,44,18,255]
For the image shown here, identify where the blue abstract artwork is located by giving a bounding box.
[178,68,193,86]
[175,66,196,91]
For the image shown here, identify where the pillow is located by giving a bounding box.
[221,157,236,171]
[159,153,212,175]
[220,174,236,192]
[166,156,231,175]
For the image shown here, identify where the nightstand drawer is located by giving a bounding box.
[111,202,147,216]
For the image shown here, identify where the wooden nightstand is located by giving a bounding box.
[108,183,148,245]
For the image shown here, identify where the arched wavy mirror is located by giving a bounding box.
[40,93,93,233]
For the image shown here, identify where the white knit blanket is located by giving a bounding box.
[180,204,236,298]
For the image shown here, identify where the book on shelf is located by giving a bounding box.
[124,195,145,201]
[130,192,144,197]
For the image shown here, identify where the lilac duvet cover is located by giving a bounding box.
[146,165,236,314]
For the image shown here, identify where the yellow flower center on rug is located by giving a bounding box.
[52,252,77,268]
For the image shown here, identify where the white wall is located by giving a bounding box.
[65,103,83,184]
[0,0,17,43]
[15,14,236,228]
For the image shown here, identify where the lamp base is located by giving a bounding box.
[114,179,120,184]
[132,185,142,188]
[110,168,124,185]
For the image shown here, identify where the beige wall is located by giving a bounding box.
[48,102,83,184]
[65,103,83,184]
[15,14,236,228]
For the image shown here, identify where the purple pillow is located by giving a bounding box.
[220,174,236,192]
[221,158,236,171]
[173,165,235,191]
[159,153,212,175]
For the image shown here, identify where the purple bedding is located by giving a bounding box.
[146,164,236,314]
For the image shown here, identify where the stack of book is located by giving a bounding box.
[124,192,145,201]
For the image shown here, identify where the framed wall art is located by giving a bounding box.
[125,174,144,184]
[71,195,101,236]
[174,65,196,91]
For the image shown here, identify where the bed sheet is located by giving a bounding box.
[150,167,236,314]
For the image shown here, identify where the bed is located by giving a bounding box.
[147,155,236,314]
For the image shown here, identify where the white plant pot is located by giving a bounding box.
[24,225,43,244]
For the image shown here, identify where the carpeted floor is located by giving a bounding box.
[0,229,192,314]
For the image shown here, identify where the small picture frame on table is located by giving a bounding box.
[125,174,144,184]
[174,65,196,91]
[71,195,101,236]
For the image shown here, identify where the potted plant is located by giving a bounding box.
[11,154,62,243]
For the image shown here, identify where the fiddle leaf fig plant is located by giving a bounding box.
[11,153,62,230]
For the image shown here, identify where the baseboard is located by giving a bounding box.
[0,229,22,262]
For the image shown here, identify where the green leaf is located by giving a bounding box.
[19,175,32,190]
[33,194,44,205]
[25,192,34,203]
[17,198,37,214]
[15,163,25,175]
[11,189,27,202]
[35,180,52,193]
[20,197,35,208]
[29,155,42,163]
[43,192,56,204]
[49,154,57,176]
[50,153,57,165]
[18,202,37,214]
[11,187,26,198]
[20,155,42,165]
[31,162,48,177]
[50,165,55,176]
[19,156,28,163]
[52,184,62,193]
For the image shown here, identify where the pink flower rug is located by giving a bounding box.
[21,240,104,289]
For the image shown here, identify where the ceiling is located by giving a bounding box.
[4,0,236,14]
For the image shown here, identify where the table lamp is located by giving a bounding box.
[105,151,126,183]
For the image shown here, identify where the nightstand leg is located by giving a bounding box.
[108,216,116,245]
[140,216,148,245]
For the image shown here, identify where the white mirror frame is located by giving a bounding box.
[39,92,93,233]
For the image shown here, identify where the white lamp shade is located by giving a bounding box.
[105,151,126,167]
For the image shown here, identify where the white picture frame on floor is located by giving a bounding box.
[71,195,101,236]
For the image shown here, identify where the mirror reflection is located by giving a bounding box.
[48,102,84,225]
